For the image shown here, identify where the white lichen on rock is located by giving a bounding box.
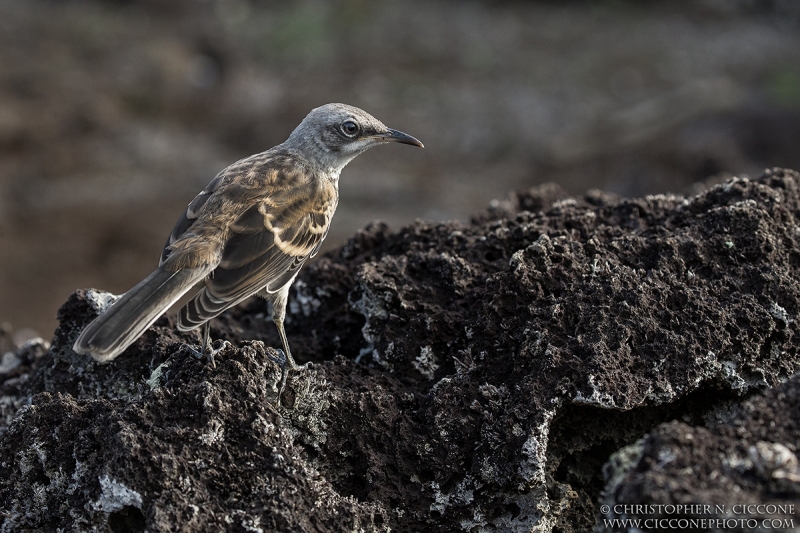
[413,346,439,380]
[769,302,793,325]
[518,409,556,486]
[84,289,121,314]
[573,374,617,409]
[91,474,142,513]
[146,361,169,390]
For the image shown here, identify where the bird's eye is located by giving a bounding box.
[340,120,359,137]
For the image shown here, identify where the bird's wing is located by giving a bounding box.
[160,173,226,265]
[213,191,332,298]
[176,168,337,329]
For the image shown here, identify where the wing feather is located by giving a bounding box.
[160,174,226,265]
[177,171,336,330]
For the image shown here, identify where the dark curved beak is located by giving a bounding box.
[376,128,424,148]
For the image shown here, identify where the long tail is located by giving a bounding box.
[73,266,210,362]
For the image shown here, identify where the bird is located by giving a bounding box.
[73,103,423,399]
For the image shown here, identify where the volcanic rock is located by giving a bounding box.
[2,169,800,532]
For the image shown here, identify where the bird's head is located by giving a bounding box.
[285,103,423,172]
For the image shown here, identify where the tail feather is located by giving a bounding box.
[73,266,209,362]
[177,287,253,331]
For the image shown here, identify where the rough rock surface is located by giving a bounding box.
[2,168,800,532]
[599,373,800,532]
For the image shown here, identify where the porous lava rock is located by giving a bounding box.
[2,169,800,532]
[598,373,800,532]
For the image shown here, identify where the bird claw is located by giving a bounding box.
[290,360,311,372]
[187,340,231,368]
[269,349,311,408]
[185,345,205,361]
[207,340,232,368]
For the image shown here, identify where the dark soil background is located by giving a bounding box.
[2,0,800,340]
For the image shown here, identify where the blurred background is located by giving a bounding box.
[1,0,799,343]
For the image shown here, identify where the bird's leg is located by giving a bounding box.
[186,324,209,362]
[268,287,309,405]
[187,322,229,368]
[273,318,291,400]
[275,319,306,371]
[201,322,211,354]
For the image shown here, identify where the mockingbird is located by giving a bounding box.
[73,103,423,398]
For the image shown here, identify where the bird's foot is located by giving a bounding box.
[289,360,311,372]
[206,340,232,367]
[269,349,311,408]
[185,345,205,360]
[188,340,231,368]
